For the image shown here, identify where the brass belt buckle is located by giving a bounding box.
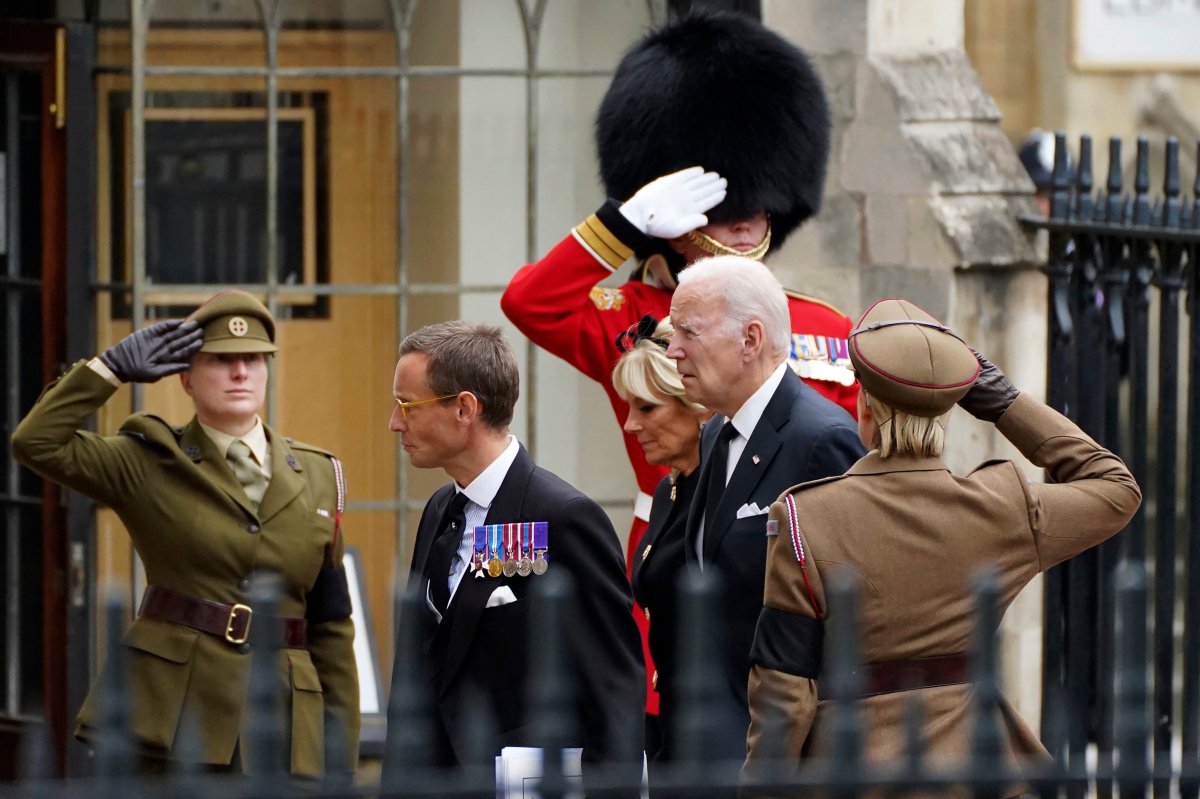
[225,603,253,644]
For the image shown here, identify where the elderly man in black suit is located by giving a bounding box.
[666,257,865,762]
[390,320,644,793]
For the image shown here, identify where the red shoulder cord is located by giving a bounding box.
[329,456,346,549]
[784,494,824,620]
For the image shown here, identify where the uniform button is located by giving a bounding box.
[246,523,260,533]
[239,643,251,654]
[238,578,250,591]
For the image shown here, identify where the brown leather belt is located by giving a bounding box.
[139,585,307,648]
[865,653,968,697]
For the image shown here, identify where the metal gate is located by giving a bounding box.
[1024,132,1200,797]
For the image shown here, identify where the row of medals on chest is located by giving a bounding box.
[466,523,549,578]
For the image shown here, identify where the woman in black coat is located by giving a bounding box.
[613,315,711,763]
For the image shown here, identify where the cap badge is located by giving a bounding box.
[228,317,249,337]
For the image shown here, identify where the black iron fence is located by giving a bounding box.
[1022,133,1200,799]
[1,561,1195,798]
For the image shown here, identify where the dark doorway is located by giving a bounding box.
[0,20,95,779]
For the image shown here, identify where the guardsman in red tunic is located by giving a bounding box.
[500,11,858,730]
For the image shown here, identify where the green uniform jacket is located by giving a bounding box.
[11,361,360,776]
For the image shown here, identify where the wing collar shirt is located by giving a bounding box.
[697,360,789,563]
[448,435,520,604]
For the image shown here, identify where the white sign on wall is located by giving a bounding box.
[1075,0,1200,70]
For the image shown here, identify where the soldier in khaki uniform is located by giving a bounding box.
[11,290,359,777]
[743,299,1141,788]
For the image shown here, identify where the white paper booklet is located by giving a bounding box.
[494,747,648,799]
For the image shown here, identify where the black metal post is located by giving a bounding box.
[1041,131,1076,750]
[1181,141,1200,799]
[1150,135,1183,799]
[1114,562,1149,799]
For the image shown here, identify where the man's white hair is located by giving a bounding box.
[677,255,790,358]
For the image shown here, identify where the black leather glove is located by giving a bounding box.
[99,319,204,383]
[957,349,1020,423]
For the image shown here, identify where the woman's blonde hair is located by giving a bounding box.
[612,317,706,412]
[864,390,952,458]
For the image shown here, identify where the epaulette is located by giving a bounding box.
[780,472,849,496]
[966,458,1012,478]
[285,438,335,458]
[120,412,185,444]
[783,288,847,317]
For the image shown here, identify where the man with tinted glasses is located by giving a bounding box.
[389,320,643,794]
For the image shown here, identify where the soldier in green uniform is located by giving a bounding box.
[11,290,359,777]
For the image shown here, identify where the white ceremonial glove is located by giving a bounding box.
[618,166,728,240]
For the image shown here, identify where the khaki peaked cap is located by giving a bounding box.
[187,289,278,353]
[848,298,979,416]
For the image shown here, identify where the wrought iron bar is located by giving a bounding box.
[1114,561,1149,799]
[1183,140,1200,799]
[1145,136,1183,799]
[1040,130,1075,749]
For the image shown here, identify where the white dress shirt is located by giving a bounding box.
[446,435,520,604]
[697,360,789,563]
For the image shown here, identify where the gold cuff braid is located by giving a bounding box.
[683,221,771,261]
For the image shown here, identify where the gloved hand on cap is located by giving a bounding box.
[957,349,1020,423]
[100,319,204,383]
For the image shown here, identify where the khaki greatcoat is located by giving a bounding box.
[745,393,1141,778]
[11,362,360,776]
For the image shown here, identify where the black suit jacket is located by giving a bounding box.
[685,368,864,759]
[408,445,644,790]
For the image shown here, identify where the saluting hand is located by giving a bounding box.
[957,348,1020,423]
[100,319,204,383]
[618,166,728,239]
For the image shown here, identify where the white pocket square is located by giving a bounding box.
[486,585,518,608]
[736,502,769,519]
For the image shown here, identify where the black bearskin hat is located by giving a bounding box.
[596,11,831,252]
